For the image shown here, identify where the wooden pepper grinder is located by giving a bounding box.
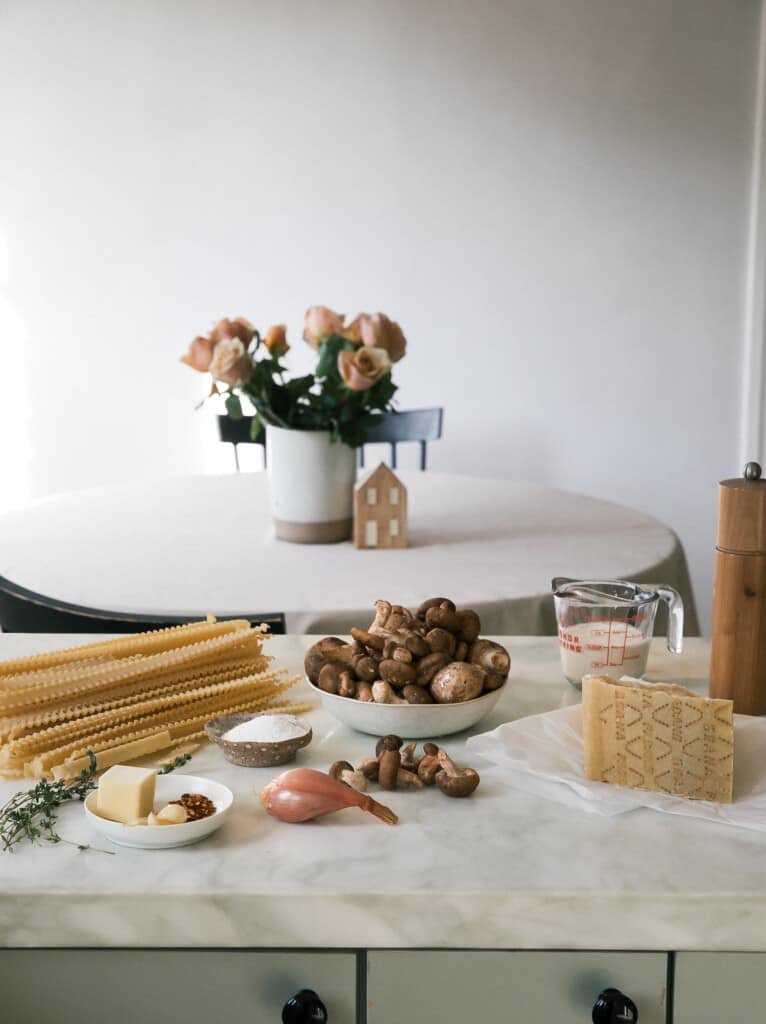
[710,461,766,713]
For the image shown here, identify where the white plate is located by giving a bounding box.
[309,679,506,738]
[84,773,233,849]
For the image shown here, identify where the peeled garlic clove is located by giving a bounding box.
[147,812,162,826]
[157,803,188,825]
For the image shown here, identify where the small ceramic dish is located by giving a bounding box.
[205,713,312,767]
[308,679,506,738]
[84,773,233,850]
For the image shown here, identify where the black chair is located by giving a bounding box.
[218,407,443,472]
[217,415,266,472]
[0,575,286,635]
[359,407,443,471]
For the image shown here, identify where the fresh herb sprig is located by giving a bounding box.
[0,750,194,853]
[158,753,193,774]
[0,751,98,853]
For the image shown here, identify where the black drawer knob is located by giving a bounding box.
[282,989,328,1023]
[592,987,638,1023]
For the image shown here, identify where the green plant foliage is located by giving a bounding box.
[236,333,398,447]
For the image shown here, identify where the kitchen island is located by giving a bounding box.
[1,634,763,1023]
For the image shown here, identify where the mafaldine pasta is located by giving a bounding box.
[0,620,310,779]
[582,674,734,803]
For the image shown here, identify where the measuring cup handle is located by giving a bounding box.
[653,584,684,655]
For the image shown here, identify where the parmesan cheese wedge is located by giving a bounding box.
[582,675,734,803]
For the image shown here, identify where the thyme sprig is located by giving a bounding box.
[0,751,98,853]
[0,751,194,853]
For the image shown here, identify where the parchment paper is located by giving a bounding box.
[466,706,766,831]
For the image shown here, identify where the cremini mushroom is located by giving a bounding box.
[392,646,413,664]
[357,757,380,781]
[350,626,385,652]
[468,639,511,678]
[404,632,431,659]
[356,681,374,702]
[328,760,368,792]
[426,627,457,657]
[430,662,486,703]
[338,671,357,699]
[416,651,450,686]
[454,640,468,662]
[400,742,421,773]
[402,683,433,704]
[379,658,417,687]
[456,609,481,644]
[304,637,355,683]
[375,735,404,757]
[318,663,342,694]
[417,743,441,785]
[377,735,403,790]
[397,768,424,788]
[372,680,408,705]
[434,749,481,798]
[425,603,462,634]
[354,654,380,681]
[416,597,455,620]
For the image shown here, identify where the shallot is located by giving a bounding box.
[260,768,398,825]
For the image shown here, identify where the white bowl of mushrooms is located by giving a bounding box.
[305,598,510,739]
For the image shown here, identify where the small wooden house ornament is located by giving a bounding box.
[353,463,408,549]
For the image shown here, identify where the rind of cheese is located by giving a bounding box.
[582,674,734,803]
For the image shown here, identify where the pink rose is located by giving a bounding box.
[208,338,253,387]
[210,317,256,346]
[338,346,392,391]
[263,324,289,357]
[303,306,345,347]
[180,335,216,373]
[342,315,363,344]
[359,313,406,363]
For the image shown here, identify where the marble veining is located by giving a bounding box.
[2,634,765,951]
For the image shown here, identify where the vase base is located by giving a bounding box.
[273,517,352,544]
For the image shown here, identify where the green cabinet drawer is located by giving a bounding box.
[367,951,667,1024]
[675,952,764,1023]
[0,949,356,1024]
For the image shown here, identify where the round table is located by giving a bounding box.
[0,472,699,635]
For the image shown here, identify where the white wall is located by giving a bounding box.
[0,0,760,631]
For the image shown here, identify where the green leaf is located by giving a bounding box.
[249,413,264,441]
[225,393,243,420]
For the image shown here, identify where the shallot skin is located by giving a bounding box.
[260,768,398,825]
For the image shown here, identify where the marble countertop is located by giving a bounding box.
[2,633,765,952]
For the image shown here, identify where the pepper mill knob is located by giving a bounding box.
[592,987,638,1023]
[745,461,762,481]
[282,989,328,1024]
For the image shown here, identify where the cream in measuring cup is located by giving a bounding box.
[552,578,684,689]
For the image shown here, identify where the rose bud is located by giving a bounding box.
[180,335,216,373]
[338,346,392,391]
[303,306,345,347]
[209,338,253,387]
[263,324,289,358]
[359,312,406,363]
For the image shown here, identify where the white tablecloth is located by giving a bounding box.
[0,472,699,634]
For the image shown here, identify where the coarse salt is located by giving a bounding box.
[223,714,309,744]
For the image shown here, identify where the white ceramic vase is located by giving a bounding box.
[266,425,357,543]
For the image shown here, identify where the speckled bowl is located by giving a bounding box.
[205,713,312,767]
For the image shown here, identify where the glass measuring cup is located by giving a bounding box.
[551,578,684,689]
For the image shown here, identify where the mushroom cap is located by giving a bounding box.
[436,767,481,798]
[304,637,354,683]
[468,639,511,677]
[430,662,486,703]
